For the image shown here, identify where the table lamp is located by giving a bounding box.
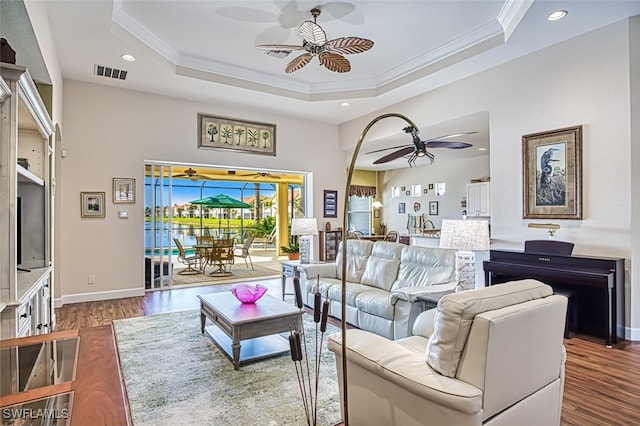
[291,218,318,264]
[439,219,490,291]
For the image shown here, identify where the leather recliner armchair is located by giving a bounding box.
[328,279,568,426]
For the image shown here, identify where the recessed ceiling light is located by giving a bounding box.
[340,102,350,107]
[547,10,567,21]
[478,147,487,151]
[121,54,136,62]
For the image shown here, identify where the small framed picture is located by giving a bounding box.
[429,201,439,216]
[81,192,106,218]
[423,188,429,195]
[401,186,406,191]
[391,186,400,198]
[405,190,411,196]
[412,184,421,197]
[398,202,406,214]
[428,184,434,190]
[324,190,338,218]
[113,177,135,203]
[374,210,380,218]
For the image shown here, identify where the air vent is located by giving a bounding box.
[227,170,236,175]
[94,64,128,80]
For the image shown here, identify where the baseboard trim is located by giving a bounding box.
[56,288,145,307]
[625,326,640,342]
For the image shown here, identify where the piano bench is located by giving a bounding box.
[555,290,578,338]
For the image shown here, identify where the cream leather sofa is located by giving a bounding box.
[328,279,568,426]
[297,240,456,340]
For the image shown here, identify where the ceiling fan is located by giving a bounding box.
[256,7,373,73]
[242,171,282,180]
[172,168,214,181]
[366,127,476,167]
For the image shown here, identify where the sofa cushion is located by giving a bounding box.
[391,246,456,291]
[360,242,403,291]
[425,279,553,377]
[356,288,396,320]
[328,282,373,307]
[336,239,373,283]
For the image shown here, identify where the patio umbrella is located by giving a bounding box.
[190,194,251,235]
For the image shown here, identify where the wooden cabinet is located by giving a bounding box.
[319,230,343,262]
[466,182,490,217]
[0,64,54,340]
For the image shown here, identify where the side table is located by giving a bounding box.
[280,260,326,301]
[417,289,455,310]
[280,260,300,301]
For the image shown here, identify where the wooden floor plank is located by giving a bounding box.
[52,278,640,425]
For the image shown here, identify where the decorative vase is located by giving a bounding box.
[230,283,268,303]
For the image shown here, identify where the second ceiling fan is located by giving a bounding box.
[367,127,476,167]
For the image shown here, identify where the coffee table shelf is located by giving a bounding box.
[198,292,301,370]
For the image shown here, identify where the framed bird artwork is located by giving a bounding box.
[522,125,583,219]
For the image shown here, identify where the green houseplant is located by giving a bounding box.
[281,242,300,260]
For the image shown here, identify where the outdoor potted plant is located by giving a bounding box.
[281,242,300,260]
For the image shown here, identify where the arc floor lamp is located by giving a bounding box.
[340,112,420,425]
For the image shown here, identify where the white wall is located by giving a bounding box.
[380,155,490,233]
[340,20,637,338]
[58,81,342,303]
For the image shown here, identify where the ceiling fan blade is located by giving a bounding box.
[325,37,374,55]
[285,53,313,73]
[374,146,416,164]
[319,53,350,73]
[365,143,412,155]
[299,20,327,45]
[172,174,187,178]
[424,131,478,142]
[426,141,473,149]
[256,44,303,52]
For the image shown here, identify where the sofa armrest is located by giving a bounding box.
[412,309,437,337]
[390,281,457,303]
[297,263,337,280]
[328,330,482,414]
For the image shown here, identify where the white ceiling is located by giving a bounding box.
[5,0,640,169]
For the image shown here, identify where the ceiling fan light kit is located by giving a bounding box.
[256,8,374,74]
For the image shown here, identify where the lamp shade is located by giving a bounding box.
[291,218,319,236]
[439,219,490,251]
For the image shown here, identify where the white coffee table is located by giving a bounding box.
[198,292,302,370]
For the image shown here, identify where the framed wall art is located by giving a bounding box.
[522,125,582,219]
[113,177,135,203]
[391,186,400,198]
[197,113,276,156]
[398,202,406,214]
[429,201,439,216]
[323,190,338,218]
[81,192,105,218]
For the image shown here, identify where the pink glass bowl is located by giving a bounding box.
[231,284,268,303]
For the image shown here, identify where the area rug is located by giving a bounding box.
[172,263,280,286]
[113,310,341,426]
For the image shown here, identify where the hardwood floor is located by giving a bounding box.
[53,278,640,426]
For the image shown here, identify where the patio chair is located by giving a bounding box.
[254,227,276,249]
[173,238,201,274]
[207,239,235,277]
[234,236,255,270]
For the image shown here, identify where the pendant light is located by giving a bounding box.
[372,169,383,208]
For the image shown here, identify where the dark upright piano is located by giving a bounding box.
[483,249,624,346]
